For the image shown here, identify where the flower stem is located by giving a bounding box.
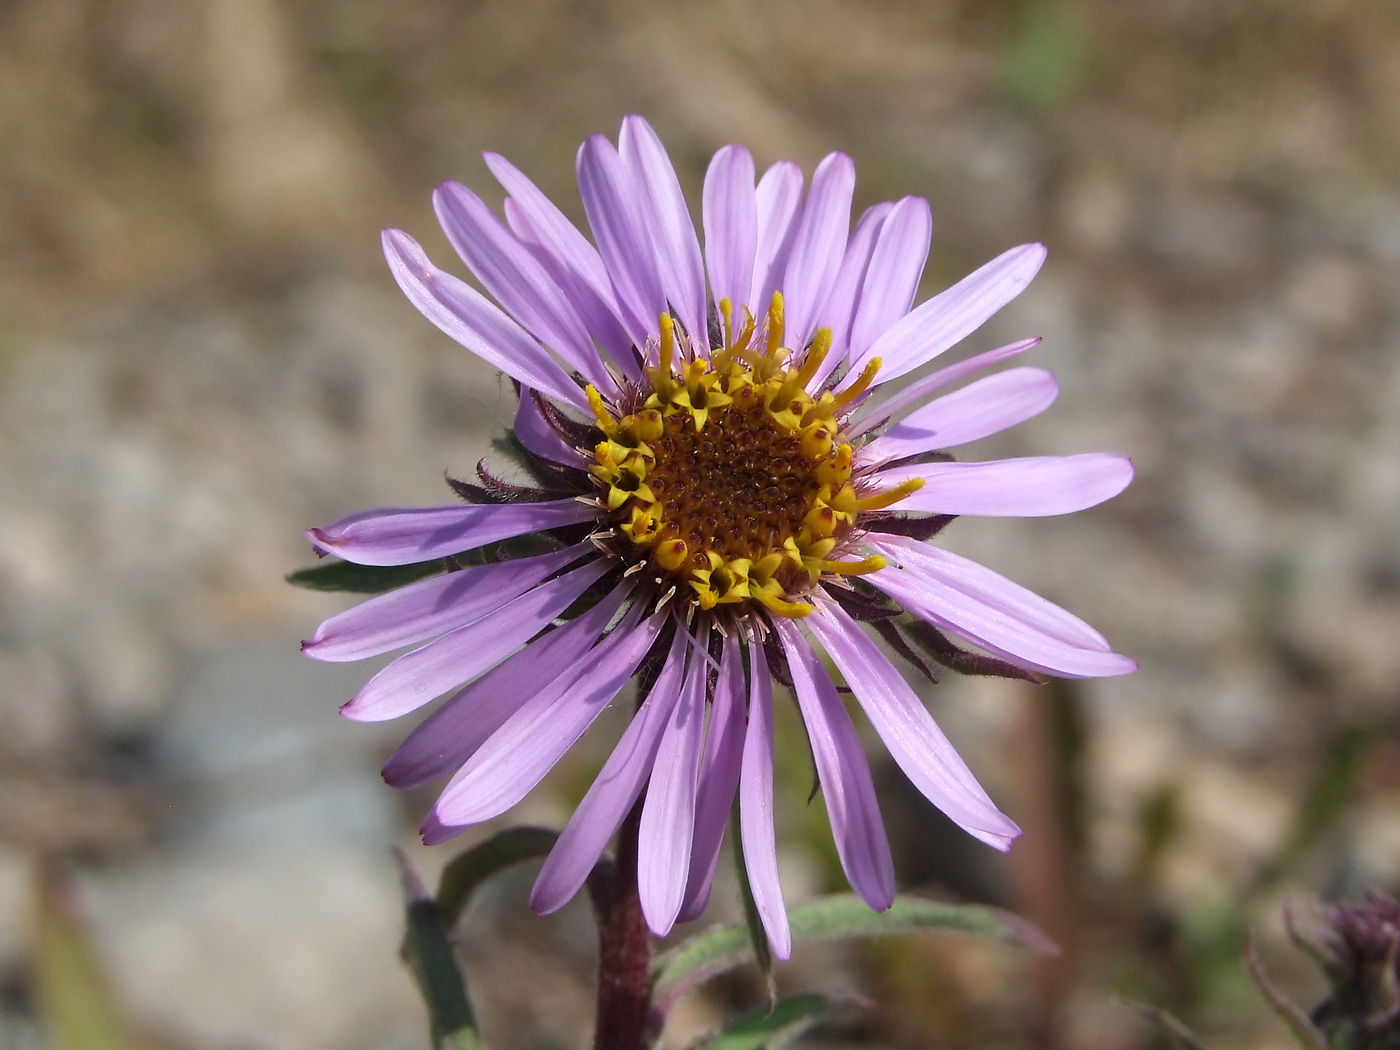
[588,799,654,1050]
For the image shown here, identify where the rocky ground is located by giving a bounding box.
[2,1,1399,1048]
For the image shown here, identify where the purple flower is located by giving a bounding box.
[303,117,1135,957]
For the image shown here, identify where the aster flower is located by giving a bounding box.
[303,116,1135,958]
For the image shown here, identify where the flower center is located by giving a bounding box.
[586,294,903,619]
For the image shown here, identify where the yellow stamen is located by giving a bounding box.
[719,297,734,349]
[857,477,925,512]
[755,591,812,618]
[819,555,887,577]
[833,357,881,408]
[765,292,785,358]
[585,385,614,433]
[795,328,832,387]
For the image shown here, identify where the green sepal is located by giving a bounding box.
[435,826,560,930]
[699,993,850,1050]
[652,893,1057,1010]
[285,558,447,593]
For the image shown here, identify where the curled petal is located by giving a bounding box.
[809,202,892,390]
[381,228,588,410]
[514,388,587,468]
[738,639,790,959]
[847,196,932,363]
[307,499,594,566]
[782,152,855,349]
[749,161,803,312]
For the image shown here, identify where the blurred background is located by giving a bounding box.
[2,0,1399,1047]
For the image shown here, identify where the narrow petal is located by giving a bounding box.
[530,625,691,915]
[807,202,892,390]
[514,387,587,467]
[806,604,1022,850]
[866,534,1137,678]
[303,543,587,662]
[748,161,803,312]
[847,243,1048,389]
[872,453,1134,517]
[577,134,667,349]
[487,151,637,376]
[619,116,707,346]
[381,585,628,789]
[861,367,1058,464]
[702,145,757,326]
[781,152,855,349]
[381,228,588,410]
[433,182,618,393]
[846,337,1041,438]
[307,498,594,566]
[678,631,746,924]
[430,603,663,827]
[340,559,609,721]
[738,640,791,959]
[847,196,933,362]
[772,619,895,911]
[638,629,709,935]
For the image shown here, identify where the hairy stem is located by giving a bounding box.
[588,799,654,1050]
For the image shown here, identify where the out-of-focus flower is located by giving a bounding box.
[1308,891,1400,1048]
[303,116,1135,956]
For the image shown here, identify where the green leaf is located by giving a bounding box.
[286,557,447,593]
[653,893,1057,1010]
[700,994,847,1050]
[435,826,560,929]
[396,850,482,1050]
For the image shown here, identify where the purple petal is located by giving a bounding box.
[486,151,638,377]
[340,559,609,722]
[861,367,1058,464]
[748,161,803,312]
[530,625,692,915]
[703,145,757,329]
[433,182,618,394]
[781,152,855,349]
[638,629,709,935]
[866,534,1137,678]
[307,498,595,566]
[303,542,588,662]
[678,631,746,924]
[514,387,587,467]
[846,337,1041,438]
[871,453,1134,517]
[805,604,1022,850]
[847,196,932,362]
[772,619,895,911]
[381,585,628,789]
[738,639,791,959]
[619,117,708,347]
[577,134,667,350]
[429,603,663,827]
[807,202,892,390]
[847,243,1048,389]
[381,228,589,410]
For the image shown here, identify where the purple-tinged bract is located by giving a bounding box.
[304,116,1136,957]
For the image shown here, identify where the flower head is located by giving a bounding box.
[303,116,1135,957]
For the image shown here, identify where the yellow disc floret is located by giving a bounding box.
[586,293,922,619]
